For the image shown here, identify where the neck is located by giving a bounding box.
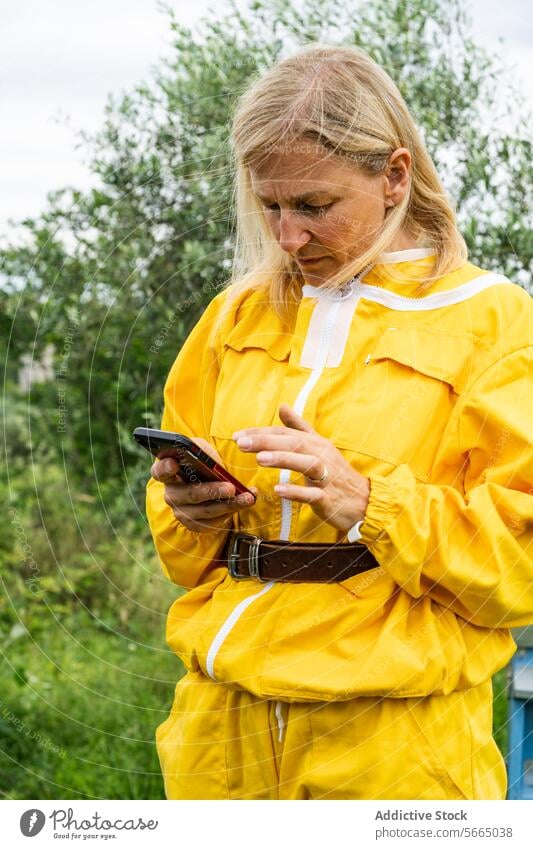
[385,228,421,252]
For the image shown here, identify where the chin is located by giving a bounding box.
[301,269,330,285]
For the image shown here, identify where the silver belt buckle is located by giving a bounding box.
[227,533,265,581]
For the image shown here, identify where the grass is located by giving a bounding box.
[0,606,183,799]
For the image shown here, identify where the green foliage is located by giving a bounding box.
[0,460,178,642]
[1,0,531,496]
[492,668,509,759]
[0,612,181,799]
[0,459,180,799]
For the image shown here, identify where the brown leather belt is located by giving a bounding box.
[223,531,379,583]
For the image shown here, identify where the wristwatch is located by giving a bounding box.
[346,518,364,543]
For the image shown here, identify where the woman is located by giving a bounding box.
[146,43,533,800]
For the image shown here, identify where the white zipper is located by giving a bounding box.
[204,274,365,680]
[274,700,286,743]
[279,294,346,537]
[279,271,373,536]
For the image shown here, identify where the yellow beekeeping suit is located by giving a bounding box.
[147,250,533,799]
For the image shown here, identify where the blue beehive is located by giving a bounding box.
[507,627,533,799]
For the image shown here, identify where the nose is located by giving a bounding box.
[276,210,312,255]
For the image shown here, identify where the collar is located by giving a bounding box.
[377,247,435,264]
[301,248,436,299]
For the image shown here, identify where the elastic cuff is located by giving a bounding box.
[359,470,405,547]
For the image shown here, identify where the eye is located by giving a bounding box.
[299,202,333,214]
[262,202,333,214]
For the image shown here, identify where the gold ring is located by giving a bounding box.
[308,464,328,484]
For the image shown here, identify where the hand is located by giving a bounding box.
[232,403,370,535]
[150,437,257,534]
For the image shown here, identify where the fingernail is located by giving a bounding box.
[257,451,273,463]
[231,430,244,439]
[236,436,252,449]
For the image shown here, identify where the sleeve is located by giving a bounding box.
[360,346,533,628]
[145,290,234,590]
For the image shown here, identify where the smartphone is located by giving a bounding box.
[133,427,256,500]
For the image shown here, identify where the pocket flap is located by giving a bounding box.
[223,302,291,361]
[371,327,475,393]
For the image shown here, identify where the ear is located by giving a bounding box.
[383,148,411,208]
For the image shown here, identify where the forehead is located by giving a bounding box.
[249,138,355,199]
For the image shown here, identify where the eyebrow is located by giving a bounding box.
[253,190,337,203]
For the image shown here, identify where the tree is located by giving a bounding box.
[1,0,531,509]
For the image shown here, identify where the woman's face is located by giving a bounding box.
[249,138,411,284]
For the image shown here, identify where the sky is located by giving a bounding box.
[1,0,532,242]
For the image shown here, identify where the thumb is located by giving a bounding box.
[278,403,316,433]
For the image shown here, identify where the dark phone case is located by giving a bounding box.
[133,427,255,499]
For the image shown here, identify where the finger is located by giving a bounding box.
[151,457,184,483]
[232,425,293,438]
[231,419,317,441]
[164,480,236,505]
[278,403,317,434]
[273,482,325,503]
[234,432,313,453]
[169,491,255,520]
[256,450,326,480]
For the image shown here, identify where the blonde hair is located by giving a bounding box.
[223,42,468,325]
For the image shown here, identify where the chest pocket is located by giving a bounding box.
[209,323,291,440]
[328,326,476,479]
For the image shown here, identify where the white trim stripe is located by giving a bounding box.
[280,296,342,537]
[205,581,274,680]
[357,273,510,311]
[302,273,510,309]
[377,247,435,263]
[300,288,361,368]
